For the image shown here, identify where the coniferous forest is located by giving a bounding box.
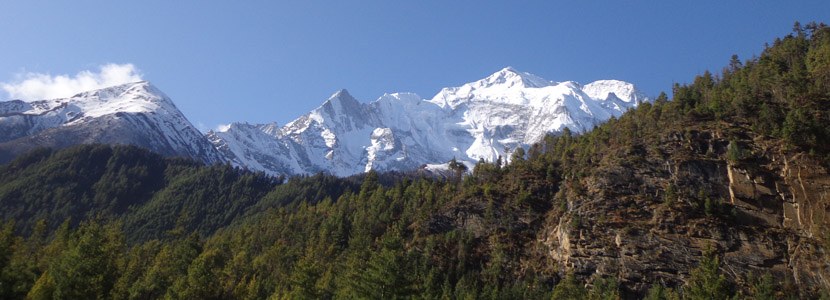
[1,22,830,299]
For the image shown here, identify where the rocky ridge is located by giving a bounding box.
[209,67,649,176]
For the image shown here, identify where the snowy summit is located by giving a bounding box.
[0,68,648,176]
[0,81,225,164]
[209,67,649,176]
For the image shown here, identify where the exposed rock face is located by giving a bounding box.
[534,123,830,297]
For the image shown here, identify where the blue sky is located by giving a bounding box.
[0,1,826,131]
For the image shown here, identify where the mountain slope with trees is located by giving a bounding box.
[0,22,829,299]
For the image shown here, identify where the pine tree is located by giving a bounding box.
[747,272,775,300]
[352,225,416,299]
[0,221,20,299]
[684,249,732,300]
[169,246,228,299]
[511,147,526,163]
[644,284,680,300]
[288,251,322,299]
[551,273,586,300]
[727,140,744,163]
[588,276,620,300]
[33,221,124,299]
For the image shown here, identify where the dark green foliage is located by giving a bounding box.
[26,221,123,299]
[350,225,416,299]
[704,196,715,217]
[0,144,280,242]
[288,250,324,299]
[747,272,776,300]
[0,221,21,298]
[511,147,526,163]
[551,273,587,300]
[644,284,680,300]
[658,22,830,162]
[0,145,165,234]
[0,141,564,298]
[168,246,229,299]
[122,162,278,242]
[588,276,620,300]
[684,249,733,300]
[726,139,744,163]
[0,22,828,299]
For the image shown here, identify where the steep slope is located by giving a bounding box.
[0,144,279,243]
[530,120,830,297]
[210,67,649,176]
[1,23,828,299]
[0,81,225,164]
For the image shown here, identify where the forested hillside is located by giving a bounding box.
[0,145,283,242]
[1,22,830,299]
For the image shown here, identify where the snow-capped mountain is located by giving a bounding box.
[0,68,647,176]
[0,81,224,164]
[209,67,649,176]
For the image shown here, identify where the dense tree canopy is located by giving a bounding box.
[0,22,829,299]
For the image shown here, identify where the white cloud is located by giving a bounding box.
[1,63,143,101]
[216,123,232,132]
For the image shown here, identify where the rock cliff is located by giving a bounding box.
[536,121,830,296]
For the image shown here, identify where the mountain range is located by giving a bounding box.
[0,67,648,176]
[2,24,830,298]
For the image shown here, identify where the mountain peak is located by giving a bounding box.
[323,89,360,107]
[583,80,648,104]
[0,79,226,165]
[69,80,155,99]
[478,67,552,89]
[314,88,364,120]
[429,67,556,108]
[17,80,179,122]
[330,89,352,99]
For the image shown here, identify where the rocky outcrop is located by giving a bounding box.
[537,123,830,297]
